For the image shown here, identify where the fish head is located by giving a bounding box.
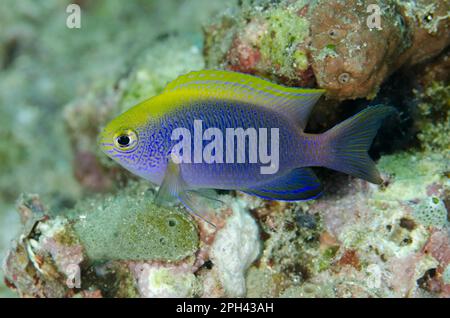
[99,105,159,180]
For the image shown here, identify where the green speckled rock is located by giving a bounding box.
[259,5,311,73]
[71,183,199,262]
[413,196,448,229]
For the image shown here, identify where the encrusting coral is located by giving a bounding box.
[204,0,450,100]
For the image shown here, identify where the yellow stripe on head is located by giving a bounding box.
[111,69,325,130]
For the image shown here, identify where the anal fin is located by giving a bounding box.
[242,168,322,201]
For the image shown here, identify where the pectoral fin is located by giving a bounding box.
[154,160,185,206]
[242,168,323,201]
[155,160,217,227]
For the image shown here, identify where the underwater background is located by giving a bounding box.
[0,0,448,298]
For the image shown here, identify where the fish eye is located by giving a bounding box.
[113,129,138,151]
[117,135,130,146]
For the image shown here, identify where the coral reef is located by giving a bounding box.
[5,145,448,298]
[1,0,449,299]
[309,0,412,100]
[414,81,450,152]
[3,183,260,298]
[204,0,449,99]
[0,0,234,297]
[246,150,449,298]
[398,0,450,65]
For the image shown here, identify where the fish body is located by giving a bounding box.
[125,100,308,188]
[100,70,394,209]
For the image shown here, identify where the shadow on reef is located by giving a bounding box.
[342,69,419,159]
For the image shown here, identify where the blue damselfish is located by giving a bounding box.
[100,70,394,218]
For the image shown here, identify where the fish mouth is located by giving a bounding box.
[98,130,115,154]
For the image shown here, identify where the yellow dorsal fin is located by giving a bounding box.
[163,69,325,129]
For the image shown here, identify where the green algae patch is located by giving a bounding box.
[415,81,450,152]
[259,6,310,73]
[376,152,448,202]
[316,44,339,61]
[69,183,199,262]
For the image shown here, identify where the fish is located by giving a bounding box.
[100,70,394,222]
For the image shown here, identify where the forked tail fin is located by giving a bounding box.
[323,105,395,184]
